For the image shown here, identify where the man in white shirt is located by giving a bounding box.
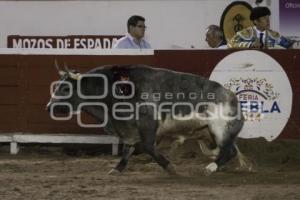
[113,15,151,49]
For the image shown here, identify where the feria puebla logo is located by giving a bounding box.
[209,50,292,141]
[224,77,280,122]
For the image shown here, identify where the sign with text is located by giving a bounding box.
[210,50,292,141]
[280,0,300,47]
[7,35,123,49]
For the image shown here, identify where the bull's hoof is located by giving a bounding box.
[108,168,121,175]
[165,164,178,176]
[204,162,218,176]
[235,164,256,173]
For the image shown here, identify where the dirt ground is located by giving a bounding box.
[0,138,300,200]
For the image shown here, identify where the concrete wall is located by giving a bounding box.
[0,0,280,49]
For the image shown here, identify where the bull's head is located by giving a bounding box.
[46,61,109,126]
[46,61,82,115]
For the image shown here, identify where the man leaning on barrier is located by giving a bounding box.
[113,15,151,49]
[228,7,294,49]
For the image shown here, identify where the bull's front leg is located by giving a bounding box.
[204,141,237,175]
[108,144,135,175]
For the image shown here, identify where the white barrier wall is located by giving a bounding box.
[1,0,279,49]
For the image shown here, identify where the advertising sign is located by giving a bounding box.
[210,50,292,141]
[7,35,122,49]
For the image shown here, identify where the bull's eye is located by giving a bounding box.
[51,81,73,99]
[62,86,70,94]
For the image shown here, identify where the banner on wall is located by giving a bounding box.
[280,0,300,47]
[7,35,123,49]
[209,50,292,141]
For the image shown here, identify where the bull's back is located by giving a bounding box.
[130,65,233,103]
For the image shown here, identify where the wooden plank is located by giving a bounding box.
[24,124,103,134]
[0,86,20,104]
[268,50,300,72]
[290,92,300,116]
[280,119,300,139]
[0,135,12,142]
[0,105,19,123]
[13,134,119,144]
[26,85,51,104]
[0,123,20,132]
[0,55,20,67]
[25,65,60,86]
[287,71,300,93]
[0,65,20,85]
[24,104,75,124]
[154,50,231,77]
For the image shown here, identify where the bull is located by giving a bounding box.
[46,64,249,175]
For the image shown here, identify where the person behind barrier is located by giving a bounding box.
[113,15,151,49]
[228,6,294,49]
[205,25,227,49]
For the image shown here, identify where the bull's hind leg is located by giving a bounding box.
[142,131,176,175]
[197,140,219,160]
[142,132,176,175]
[144,143,177,175]
[205,118,243,175]
[108,144,135,175]
[234,143,254,172]
[138,112,176,175]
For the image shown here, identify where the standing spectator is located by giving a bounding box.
[113,15,151,49]
[205,25,227,49]
[228,7,294,49]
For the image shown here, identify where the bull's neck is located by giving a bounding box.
[81,104,107,123]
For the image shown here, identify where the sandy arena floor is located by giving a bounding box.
[0,138,300,200]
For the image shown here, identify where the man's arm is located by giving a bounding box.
[269,30,295,49]
[278,36,295,49]
[113,37,129,49]
[228,33,255,48]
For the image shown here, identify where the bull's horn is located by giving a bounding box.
[54,60,67,77]
[54,59,65,77]
[54,59,60,71]
[69,71,81,80]
[64,62,70,72]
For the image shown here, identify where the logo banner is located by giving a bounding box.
[7,35,122,49]
[210,50,292,141]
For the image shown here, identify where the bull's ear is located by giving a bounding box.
[69,72,81,80]
[59,70,67,77]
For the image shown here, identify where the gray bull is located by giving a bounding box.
[47,64,246,175]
